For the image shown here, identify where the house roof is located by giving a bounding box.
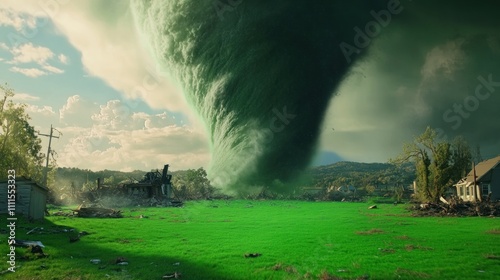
[0,177,48,192]
[463,155,500,183]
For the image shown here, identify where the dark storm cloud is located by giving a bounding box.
[320,0,500,162]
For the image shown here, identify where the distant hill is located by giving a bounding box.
[306,161,415,189]
[313,161,394,174]
[311,151,343,166]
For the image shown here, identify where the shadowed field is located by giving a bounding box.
[1,200,499,279]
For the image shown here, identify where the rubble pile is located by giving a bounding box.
[73,206,123,218]
[411,196,500,217]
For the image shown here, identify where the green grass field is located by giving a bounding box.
[1,200,499,280]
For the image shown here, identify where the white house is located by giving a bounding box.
[454,156,500,202]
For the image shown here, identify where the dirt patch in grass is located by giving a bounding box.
[395,268,431,279]
[285,266,297,274]
[404,244,433,251]
[271,263,297,274]
[356,228,384,235]
[272,263,283,271]
[319,270,345,280]
[486,228,500,234]
[379,248,396,254]
[395,235,410,240]
[484,254,499,259]
[319,270,369,280]
[395,222,415,226]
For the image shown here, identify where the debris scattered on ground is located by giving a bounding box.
[23,245,48,259]
[115,257,128,264]
[411,196,500,217]
[52,210,74,217]
[26,227,39,235]
[162,272,182,279]
[15,240,45,248]
[30,245,44,254]
[172,262,180,266]
[69,236,80,243]
[368,205,377,209]
[69,230,91,243]
[22,226,76,235]
[90,259,101,264]
[244,253,262,258]
[73,206,122,218]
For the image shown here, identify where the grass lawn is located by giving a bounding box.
[1,200,499,279]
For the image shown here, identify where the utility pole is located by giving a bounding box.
[472,161,478,202]
[39,124,61,188]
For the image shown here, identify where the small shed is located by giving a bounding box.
[454,156,500,202]
[0,177,48,220]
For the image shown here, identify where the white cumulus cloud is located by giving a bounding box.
[58,53,68,64]
[42,64,64,74]
[59,95,99,127]
[11,92,40,101]
[10,42,54,64]
[0,9,37,32]
[5,42,66,76]
[10,66,46,77]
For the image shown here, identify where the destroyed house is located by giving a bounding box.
[0,177,48,220]
[454,156,500,202]
[122,165,173,199]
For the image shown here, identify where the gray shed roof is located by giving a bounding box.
[0,177,48,191]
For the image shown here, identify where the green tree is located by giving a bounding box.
[392,127,471,203]
[172,167,214,199]
[104,175,116,185]
[471,144,483,164]
[0,84,45,182]
[450,136,472,182]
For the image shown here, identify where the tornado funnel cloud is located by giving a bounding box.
[131,0,388,192]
